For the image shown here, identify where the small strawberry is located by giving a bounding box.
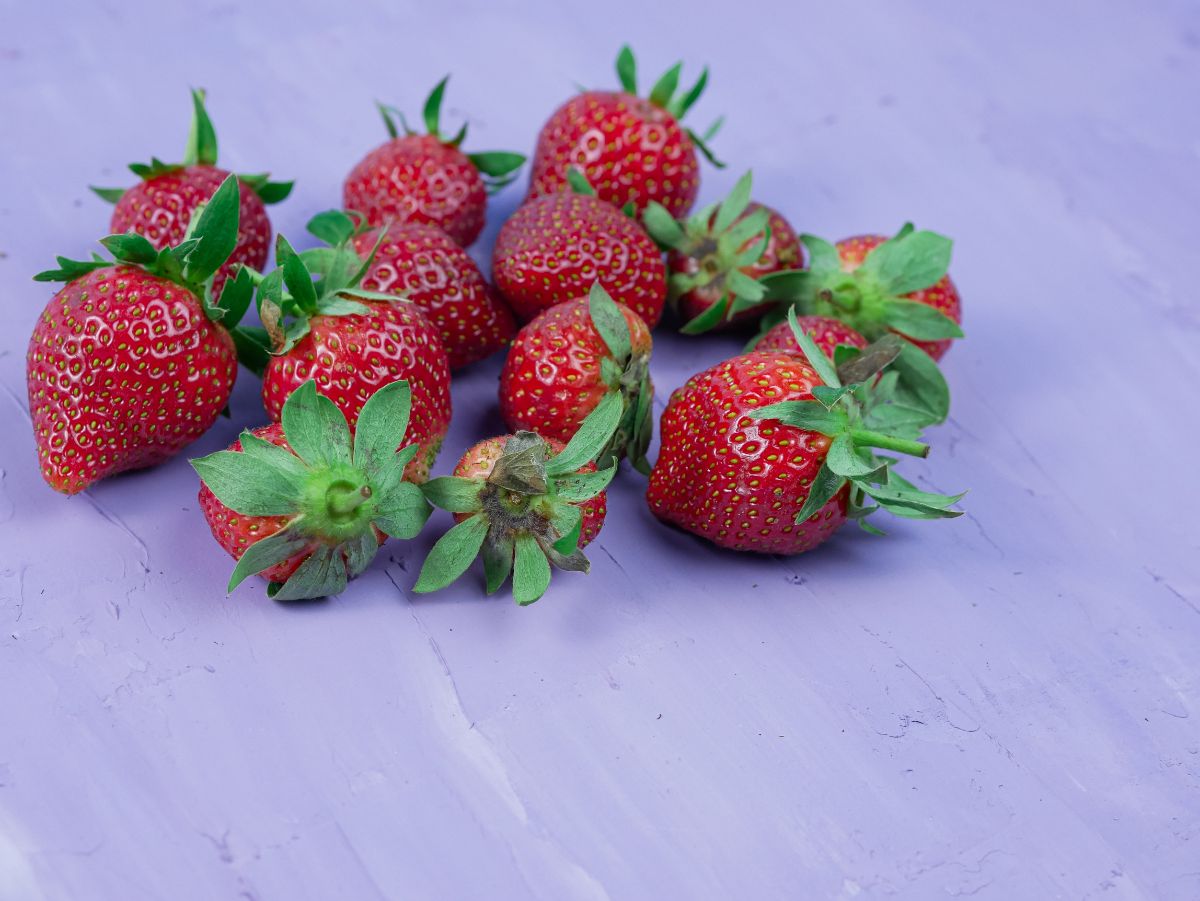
[527,45,723,217]
[756,224,963,360]
[343,77,526,247]
[493,171,668,326]
[643,171,803,333]
[647,311,962,554]
[28,176,251,494]
[414,395,622,604]
[92,89,292,296]
[252,217,452,483]
[500,283,653,472]
[754,314,867,359]
[337,217,515,370]
[193,380,431,600]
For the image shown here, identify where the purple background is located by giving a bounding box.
[2,2,1198,898]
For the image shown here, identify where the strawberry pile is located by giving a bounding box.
[25,48,966,605]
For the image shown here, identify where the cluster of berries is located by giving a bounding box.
[25,48,964,605]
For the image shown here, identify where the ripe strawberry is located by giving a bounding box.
[92,89,292,296]
[344,219,515,370]
[499,283,653,472]
[415,396,623,604]
[343,77,525,247]
[28,176,251,494]
[755,224,963,360]
[193,381,431,600]
[643,171,803,333]
[647,311,962,554]
[252,220,452,483]
[754,314,867,358]
[527,45,722,217]
[493,172,667,326]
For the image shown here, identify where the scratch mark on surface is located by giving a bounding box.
[1143,566,1198,616]
[78,491,150,573]
[0,382,31,425]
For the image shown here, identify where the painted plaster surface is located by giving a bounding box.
[0,1,1197,898]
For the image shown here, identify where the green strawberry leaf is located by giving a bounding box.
[686,127,725,168]
[89,186,125,204]
[678,296,730,335]
[566,167,596,196]
[226,521,310,592]
[272,546,347,601]
[307,210,359,247]
[588,281,631,362]
[468,151,526,178]
[889,341,951,425]
[552,465,617,503]
[669,66,709,119]
[786,308,841,389]
[279,381,352,468]
[183,88,219,167]
[648,61,682,108]
[758,269,815,303]
[211,265,256,328]
[100,234,159,266]
[616,45,638,94]
[546,502,583,546]
[373,481,431,539]
[237,429,309,482]
[642,201,686,250]
[836,334,904,386]
[343,529,380,579]
[352,379,412,477]
[512,533,552,605]
[483,528,515,595]
[414,514,490,593]
[750,400,846,436]
[183,174,241,286]
[276,234,320,314]
[231,326,272,377]
[545,391,623,477]
[880,299,964,340]
[190,445,304,516]
[793,461,847,524]
[800,234,841,274]
[713,170,753,235]
[858,229,952,296]
[239,176,293,205]
[826,434,885,479]
[488,438,550,494]
[423,76,449,137]
[726,269,766,302]
[421,477,485,513]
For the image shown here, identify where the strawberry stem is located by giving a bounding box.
[850,430,929,459]
[327,482,373,519]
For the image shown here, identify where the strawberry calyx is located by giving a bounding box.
[643,170,771,334]
[749,310,964,533]
[753,223,963,350]
[90,89,293,205]
[376,77,526,194]
[586,282,654,474]
[191,380,431,600]
[564,168,639,218]
[612,44,725,168]
[414,395,623,605]
[35,174,255,329]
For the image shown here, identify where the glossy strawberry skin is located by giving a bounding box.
[198,423,385,584]
[261,300,451,482]
[528,92,699,217]
[110,166,270,296]
[499,298,651,442]
[493,192,667,326]
[26,266,237,494]
[647,351,848,554]
[343,135,487,247]
[756,315,868,358]
[453,436,606,547]
[673,202,804,328]
[839,234,961,360]
[353,222,515,370]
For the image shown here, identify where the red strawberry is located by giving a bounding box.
[415,394,622,604]
[647,312,962,553]
[349,220,515,369]
[343,78,525,247]
[28,176,250,494]
[499,283,654,471]
[92,89,291,296]
[755,315,867,358]
[254,217,452,483]
[755,224,963,360]
[527,46,722,217]
[644,171,802,333]
[193,381,431,600]
[493,174,667,326]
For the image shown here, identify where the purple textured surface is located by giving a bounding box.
[2,2,1198,899]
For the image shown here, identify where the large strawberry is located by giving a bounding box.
[500,283,653,472]
[414,395,621,604]
[28,176,251,494]
[647,311,962,553]
[92,89,291,296]
[343,77,525,247]
[193,380,430,600]
[493,171,667,326]
[527,45,722,217]
[756,224,963,360]
[643,171,803,333]
[252,225,452,483]
[320,215,516,370]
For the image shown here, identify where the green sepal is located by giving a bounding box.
[802,234,842,273]
[826,434,886,479]
[679,296,731,335]
[90,185,125,204]
[553,465,617,503]
[750,400,846,436]
[230,326,272,377]
[422,477,485,513]
[210,264,256,329]
[272,546,347,602]
[483,528,515,594]
[785,308,841,388]
[237,173,294,204]
[190,445,304,517]
[182,174,241,287]
[712,170,753,234]
[280,381,353,469]
[686,127,725,168]
[353,379,413,476]
[307,209,362,246]
[100,234,159,266]
[566,167,597,196]
[468,151,526,180]
[642,201,686,250]
[512,533,552,605]
[226,520,311,592]
[276,234,320,314]
[588,281,632,362]
[545,391,624,476]
[648,62,682,109]
[183,87,218,167]
[413,514,490,594]
[880,298,964,341]
[423,76,449,138]
[668,66,709,119]
[615,45,638,95]
[238,428,309,482]
[793,462,848,524]
[858,226,952,296]
[373,481,431,539]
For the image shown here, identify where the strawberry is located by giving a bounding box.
[343,218,515,370]
[92,89,292,296]
[252,214,452,483]
[756,224,963,360]
[754,314,867,358]
[499,283,653,472]
[493,171,668,326]
[193,380,431,600]
[643,171,803,333]
[414,395,623,604]
[343,77,525,247]
[647,311,962,553]
[28,176,251,494]
[527,45,722,217]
